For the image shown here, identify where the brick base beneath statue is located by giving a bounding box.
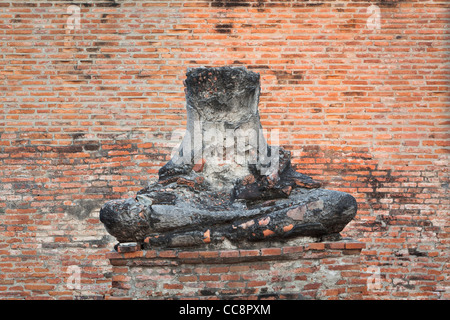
[105,240,366,300]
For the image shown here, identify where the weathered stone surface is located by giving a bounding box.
[100,66,357,248]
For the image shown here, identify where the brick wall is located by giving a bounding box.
[0,0,448,299]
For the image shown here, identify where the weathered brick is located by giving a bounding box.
[199,275,219,282]
[345,242,366,250]
[239,250,260,257]
[210,267,229,274]
[158,250,176,258]
[326,242,345,250]
[219,250,240,258]
[178,276,197,282]
[261,248,282,256]
[282,246,304,254]
[24,284,55,291]
[306,243,326,251]
[121,251,143,259]
[144,250,157,258]
[198,251,219,259]
[163,283,183,290]
[177,251,199,259]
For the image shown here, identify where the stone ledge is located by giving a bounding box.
[106,240,365,265]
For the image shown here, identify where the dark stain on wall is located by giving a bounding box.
[215,23,233,33]
[83,143,100,151]
[292,1,326,8]
[211,0,251,8]
[96,1,121,8]
[376,0,404,8]
[305,2,324,7]
[72,133,86,140]
[66,199,104,220]
[101,13,109,23]
[273,70,304,85]
[54,145,84,154]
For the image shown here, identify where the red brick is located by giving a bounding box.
[198,251,219,259]
[121,251,143,259]
[239,250,260,257]
[178,251,199,259]
[158,250,176,258]
[261,248,282,256]
[145,250,157,258]
[24,284,55,291]
[163,283,183,290]
[199,275,220,281]
[283,246,304,254]
[221,274,239,281]
[251,263,271,271]
[112,275,130,282]
[219,250,240,258]
[304,283,322,290]
[178,276,197,282]
[106,251,123,260]
[112,267,129,274]
[345,242,366,250]
[210,267,229,274]
[229,265,250,272]
[247,281,267,287]
[326,242,346,250]
[226,282,246,288]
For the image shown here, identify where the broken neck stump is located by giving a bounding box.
[100,66,357,249]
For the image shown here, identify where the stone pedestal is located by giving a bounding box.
[105,240,366,300]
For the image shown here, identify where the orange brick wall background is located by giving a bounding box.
[0,0,448,299]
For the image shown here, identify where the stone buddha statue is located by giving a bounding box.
[100,67,357,248]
